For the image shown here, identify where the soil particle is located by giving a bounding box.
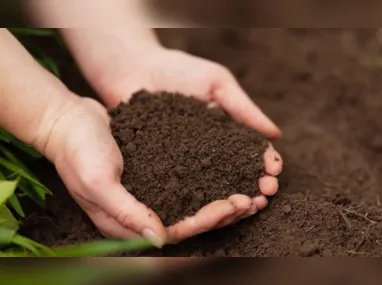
[110,91,268,226]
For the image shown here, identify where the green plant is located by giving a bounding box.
[0,131,53,256]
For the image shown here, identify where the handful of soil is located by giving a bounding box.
[109,91,268,226]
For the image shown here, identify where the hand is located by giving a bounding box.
[44,96,167,247]
[96,48,283,243]
[0,29,167,247]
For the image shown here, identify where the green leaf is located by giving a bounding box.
[0,129,13,143]
[18,180,46,208]
[11,234,42,256]
[37,57,60,77]
[0,205,19,230]
[8,194,25,218]
[52,238,153,257]
[9,138,42,158]
[0,145,35,177]
[21,236,55,256]
[9,28,56,37]
[0,180,18,205]
[0,157,49,194]
[10,234,54,257]
[0,233,53,257]
[0,226,16,245]
[0,129,42,158]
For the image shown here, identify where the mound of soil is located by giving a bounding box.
[109,91,267,226]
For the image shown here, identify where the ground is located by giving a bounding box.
[20,29,382,256]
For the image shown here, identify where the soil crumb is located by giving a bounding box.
[109,91,268,226]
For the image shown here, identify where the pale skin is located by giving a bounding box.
[0,26,283,246]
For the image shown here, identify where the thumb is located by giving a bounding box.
[91,181,167,248]
[213,75,281,139]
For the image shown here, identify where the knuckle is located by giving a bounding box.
[115,199,140,229]
[116,209,136,229]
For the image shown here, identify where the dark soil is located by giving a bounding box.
[109,91,267,226]
[21,28,382,256]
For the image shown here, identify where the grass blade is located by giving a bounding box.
[52,238,153,257]
[8,194,25,218]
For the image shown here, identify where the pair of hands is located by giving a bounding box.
[46,48,283,247]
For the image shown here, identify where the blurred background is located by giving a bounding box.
[2,259,382,285]
[1,0,382,27]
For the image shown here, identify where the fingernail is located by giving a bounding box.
[142,228,165,248]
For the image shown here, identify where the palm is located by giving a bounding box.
[50,97,166,245]
[104,49,283,242]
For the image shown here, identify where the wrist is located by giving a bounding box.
[32,91,81,162]
[60,28,165,106]
[93,38,166,107]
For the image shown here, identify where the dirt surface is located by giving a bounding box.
[109,91,267,226]
[21,29,382,256]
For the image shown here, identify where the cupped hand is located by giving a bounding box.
[44,96,167,247]
[96,48,283,243]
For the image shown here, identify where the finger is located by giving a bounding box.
[215,195,252,229]
[258,176,279,196]
[237,195,269,221]
[86,209,140,239]
[167,200,236,244]
[264,143,283,176]
[236,199,258,221]
[213,79,281,138]
[253,195,268,211]
[90,182,167,248]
